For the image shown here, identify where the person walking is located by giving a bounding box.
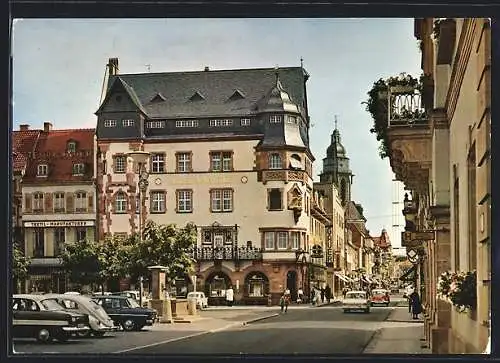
[225,285,234,307]
[297,288,304,304]
[280,291,290,313]
[320,288,325,304]
[409,290,422,319]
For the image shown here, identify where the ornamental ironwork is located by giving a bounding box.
[189,246,263,261]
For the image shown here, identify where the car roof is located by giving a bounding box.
[346,291,366,294]
[13,294,48,301]
[93,295,127,299]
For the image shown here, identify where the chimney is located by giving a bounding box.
[204,66,210,71]
[108,58,119,76]
[19,124,30,131]
[44,122,53,132]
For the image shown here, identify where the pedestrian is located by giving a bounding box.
[409,290,422,319]
[310,289,316,305]
[324,285,331,303]
[320,288,325,304]
[297,288,304,304]
[280,292,290,313]
[225,285,234,307]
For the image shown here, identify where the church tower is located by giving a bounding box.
[319,116,353,206]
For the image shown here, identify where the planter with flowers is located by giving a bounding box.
[437,270,477,314]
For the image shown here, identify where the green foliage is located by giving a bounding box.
[438,270,477,312]
[12,242,31,281]
[59,239,101,286]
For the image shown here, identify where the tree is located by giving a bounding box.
[59,239,101,288]
[127,221,197,283]
[12,242,31,292]
[96,236,133,290]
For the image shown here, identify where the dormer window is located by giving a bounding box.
[286,115,297,124]
[104,119,117,127]
[122,119,135,127]
[67,141,77,153]
[240,118,251,126]
[268,153,282,169]
[270,115,282,124]
[37,164,48,177]
[189,91,205,102]
[228,90,245,101]
[73,163,85,175]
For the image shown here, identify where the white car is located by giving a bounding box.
[343,291,370,313]
[187,292,208,309]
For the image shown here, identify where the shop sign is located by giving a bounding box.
[24,220,95,228]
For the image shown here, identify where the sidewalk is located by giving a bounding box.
[203,299,337,311]
[363,307,431,354]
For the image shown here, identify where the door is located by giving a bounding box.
[214,233,224,259]
[286,271,298,301]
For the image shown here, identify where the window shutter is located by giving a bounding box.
[66,193,74,213]
[24,194,32,213]
[88,192,94,211]
[44,192,53,212]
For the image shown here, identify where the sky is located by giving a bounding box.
[12,18,421,250]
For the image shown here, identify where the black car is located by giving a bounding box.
[91,295,157,331]
[12,294,90,343]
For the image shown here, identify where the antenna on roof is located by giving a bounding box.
[145,64,151,72]
[334,115,338,130]
[300,57,304,68]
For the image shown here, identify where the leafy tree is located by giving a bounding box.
[59,239,101,287]
[12,242,31,291]
[97,236,133,290]
[127,221,197,283]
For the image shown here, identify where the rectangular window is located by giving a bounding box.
[291,232,300,250]
[54,228,65,255]
[33,193,44,212]
[76,227,87,242]
[114,155,126,173]
[34,228,44,257]
[135,195,140,214]
[240,118,251,126]
[151,154,166,173]
[54,192,65,212]
[175,120,199,128]
[176,152,192,173]
[277,232,288,249]
[151,191,166,213]
[269,115,282,123]
[75,192,87,212]
[114,193,128,214]
[37,164,48,176]
[104,119,117,127]
[210,151,233,172]
[122,119,135,127]
[146,120,166,128]
[453,166,460,271]
[264,232,275,250]
[467,148,477,271]
[268,189,282,211]
[209,119,233,127]
[211,189,233,212]
[176,189,193,213]
[286,115,297,124]
[73,163,85,175]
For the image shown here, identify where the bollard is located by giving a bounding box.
[187,297,198,316]
[160,297,173,323]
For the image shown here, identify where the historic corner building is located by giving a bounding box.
[16,122,97,293]
[95,58,330,305]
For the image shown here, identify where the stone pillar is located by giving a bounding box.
[147,265,173,324]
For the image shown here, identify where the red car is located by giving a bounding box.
[370,289,390,306]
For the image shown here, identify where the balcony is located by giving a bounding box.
[190,246,263,261]
[260,170,308,184]
[387,86,432,190]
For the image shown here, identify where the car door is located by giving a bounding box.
[98,298,120,325]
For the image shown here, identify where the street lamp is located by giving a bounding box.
[127,150,151,307]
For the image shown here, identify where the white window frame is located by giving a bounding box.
[222,152,232,171]
[37,164,48,176]
[122,119,135,127]
[67,142,76,153]
[75,192,87,212]
[222,189,233,211]
[176,120,199,128]
[147,120,166,128]
[104,119,117,127]
[209,119,233,127]
[54,192,65,212]
[211,189,232,212]
[177,153,191,172]
[286,115,297,124]
[73,163,85,175]
[177,190,192,213]
[33,193,44,211]
[151,154,165,173]
[269,153,282,169]
[269,115,282,123]
[264,232,275,250]
[277,232,288,250]
[115,193,127,213]
[151,191,166,213]
[291,231,300,250]
[211,153,221,171]
[240,118,251,126]
[114,156,126,173]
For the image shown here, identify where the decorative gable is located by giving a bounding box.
[188,91,205,102]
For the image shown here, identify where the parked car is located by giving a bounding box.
[370,289,390,306]
[187,292,208,309]
[63,291,81,295]
[111,290,150,308]
[44,294,117,337]
[92,295,157,331]
[342,291,371,313]
[12,294,90,343]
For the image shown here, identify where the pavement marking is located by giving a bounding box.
[113,331,209,353]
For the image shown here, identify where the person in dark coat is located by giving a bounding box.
[409,291,422,319]
[324,285,331,303]
[320,288,325,303]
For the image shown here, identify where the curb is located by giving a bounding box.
[242,313,280,325]
[362,328,383,354]
[386,319,424,324]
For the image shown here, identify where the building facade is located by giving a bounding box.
[95,59,317,305]
[20,122,97,293]
[387,18,490,353]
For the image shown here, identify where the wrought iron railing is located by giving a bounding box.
[189,246,263,261]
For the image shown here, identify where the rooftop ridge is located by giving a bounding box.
[115,66,304,77]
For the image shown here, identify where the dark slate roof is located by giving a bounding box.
[105,67,307,119]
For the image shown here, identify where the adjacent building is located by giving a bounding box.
[95,59,317,304]
[19,122,96,293]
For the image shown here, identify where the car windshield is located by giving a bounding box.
[347,293,365,299]
[41,298,65,311]
[127,298,140,308]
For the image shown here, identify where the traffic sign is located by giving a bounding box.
[408,255,419,264]
[407,249,417,259]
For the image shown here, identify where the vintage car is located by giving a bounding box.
[342,291,371,313]
[111,290,150,308]
[12,294,90,343]
[187,292,208,309]
[44,294,117,337]
[92,295,157,331]
[370,289,390,306]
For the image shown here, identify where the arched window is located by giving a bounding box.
[114,192,127,214]
[268,153,282,169]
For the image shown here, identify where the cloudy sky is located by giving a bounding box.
[12,18,422,250]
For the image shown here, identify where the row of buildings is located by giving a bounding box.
[13,60,393,305]
[383,18,490,353]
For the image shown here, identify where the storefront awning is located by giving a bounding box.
[334,273,351,283]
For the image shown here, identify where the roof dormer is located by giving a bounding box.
[150,92,166,103]
[228,89,246,101]
[67,140,77,153]
[188,91,205,102]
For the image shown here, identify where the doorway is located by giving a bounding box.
[286,270,298,301]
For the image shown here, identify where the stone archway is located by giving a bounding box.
[204,271,232,306]
[243,271,270,305]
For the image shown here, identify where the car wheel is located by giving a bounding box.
[122,319,136,332]
[76,329,91,338]
[36,328,52,343]
[134,325,145,331]
[56,331,70,342]
[93,331,106,337]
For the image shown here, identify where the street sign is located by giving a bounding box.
[403,239,424,248]
[413,231,435,240]
[401,231,435,247]
[408,254,419,264]
[407,249,417,259]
